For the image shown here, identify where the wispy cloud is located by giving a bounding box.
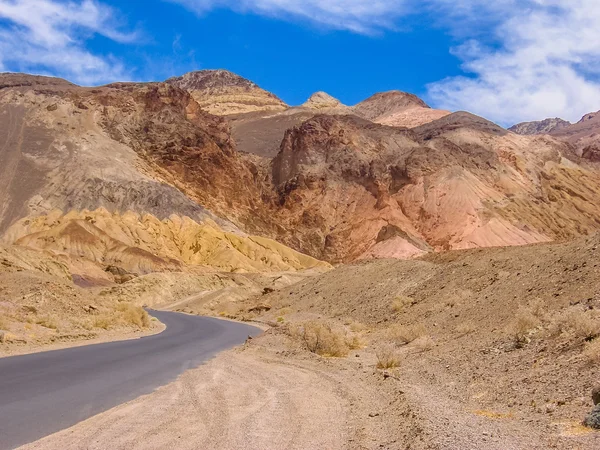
[0,0,136,85]
[169,0,411,34]
[427,0,600,125]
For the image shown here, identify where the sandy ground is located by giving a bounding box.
[18,328,599,450]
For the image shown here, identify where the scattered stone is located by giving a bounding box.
[593,386,600,406]
[46,103,58,111]
[248,304,271,313]
[0,330,5,343]
[368,412,380,418]
[584,404,600,429]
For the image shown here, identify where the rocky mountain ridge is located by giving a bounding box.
[2,71,600,269]
[509,118,571,135]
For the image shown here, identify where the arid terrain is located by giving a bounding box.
[1,69,599,448]
[19,235,600,449]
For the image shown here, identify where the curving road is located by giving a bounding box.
[0,310,261,449]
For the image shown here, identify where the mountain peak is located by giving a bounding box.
[353,90,430,121]
[166,70,258,92]
[509,117,571,135]
[166,69,287,116]
[302,91,344,109]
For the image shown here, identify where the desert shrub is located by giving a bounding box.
[277,316,285,323]
[509,310,540,348]
[456,322,475,336]
[388,323,427,345]
[346,334,365,350]
[527,298,547,319]
[0,314,8,330]
[413,335,435,352]
[76,318,94,331]
[348,321,367,332]
[293,321,349,357]
[376,344,399,369]
[35,315,58,330]
[392,296,413,313]
[584,339,600,364]
[550,309,600,341]
[93,315,112,330]
[117,303,150,328]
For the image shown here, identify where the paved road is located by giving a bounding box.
[0,311,261,449]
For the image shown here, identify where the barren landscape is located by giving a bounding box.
[1,69,599,449]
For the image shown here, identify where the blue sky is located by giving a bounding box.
[1,1,600,126]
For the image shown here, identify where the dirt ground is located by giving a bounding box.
[12,235,600,448]
[20,328,598,450]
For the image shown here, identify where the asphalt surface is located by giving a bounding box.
[0,310,261,449]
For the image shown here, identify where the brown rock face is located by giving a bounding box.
[3,71,600,266]
[509,118,571,135]
[166,70,288,115]
[267,112,600,261]
[548,110,600,160]
[352,91,429,121]
[351,90,450,128]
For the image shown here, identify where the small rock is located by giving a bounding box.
[368,412,379,418]
[0,330,5,343]
[584,404,600,429]
[592,386,600,406]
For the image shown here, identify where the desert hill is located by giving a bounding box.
[352,90,450,127]
[509,117,571,135]
[232,233,600,449]
[166,70,288,115]
[510,112,600,162]
[0,73,328,279]
[2,71,600,267]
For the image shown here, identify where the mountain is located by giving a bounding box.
[510,111,600,162]
[2,70,600,269]
[301,91,347,110]
[0,73,326,279]
[267,112,600,260]
[166,70,288,116]
[509,118,571,135]
[352,90,450,127]
[549,111,600,161]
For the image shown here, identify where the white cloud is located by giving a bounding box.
[170,0,410,34]
[0,0,136,85]
[427,0,600,125]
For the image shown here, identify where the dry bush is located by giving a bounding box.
[292,321,349,357]
[412,335,435,352]
[346,334,366,350]
[527,298,547,319]
[550,309,600,341]
[376,344,399,369]
[583,339,600,364]
[117,303,150,328]
[388,323,427,345]
[93,315,112,330]
[77,318,94,331]
[348,321,367,333]
[456,322,476,336]
[35,315,59,330]
[392,295,413,313]
[509,310,540,347]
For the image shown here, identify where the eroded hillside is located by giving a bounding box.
[3,71,600,268]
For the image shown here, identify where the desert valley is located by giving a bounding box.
[1,69,599,449]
